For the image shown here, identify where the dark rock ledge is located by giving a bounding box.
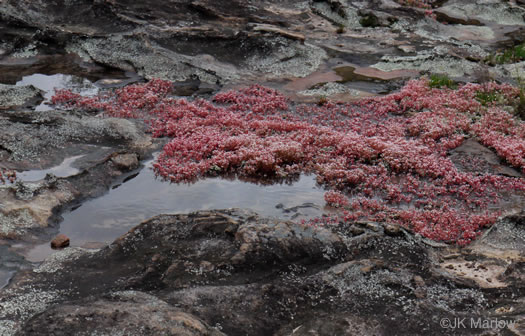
[0,209,522,335]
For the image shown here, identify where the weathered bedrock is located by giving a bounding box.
[2,0,525,99]
[0,209,521,335]
[1,0,525,335]
[0,83,158,241]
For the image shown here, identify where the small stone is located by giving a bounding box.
[384,223,401,236]
[365,222,380,232]
[111,153,139,171]
[350,226,365,236]
[413,275,425,287]
[200,261,214,272]
[51,234,70,249]
[414,287,426,299]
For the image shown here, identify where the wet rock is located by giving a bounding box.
[0,0,327,89]
[0,108,152,164]
[0,109,156,239]
[50,234,69,249]
[1,0,525,334]
[1,0,524,100]
[32,248,97,274]
[0,54,133,85]
[0,209,520,335]
[0,150,151,239]
[111,153,139,171]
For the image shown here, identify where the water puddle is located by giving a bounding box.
[0,53,142,111]
[16,74,98,111]
[334,66,386,83]
[281,61,417,103]
[17,155,84,181]
[335,66,419,82]
[0,244,30,289]
[0,54,137,85]
[25,156,328,262]
[15,72,139,111]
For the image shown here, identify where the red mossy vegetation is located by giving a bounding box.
[52,78,525,245]
[0,169,16,184]
[396,0,431,9]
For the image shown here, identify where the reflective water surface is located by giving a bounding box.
[16,73,99,111]
[25,156,328,261]
[16,155,85,181]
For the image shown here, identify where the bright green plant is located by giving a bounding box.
[475,90,502,106]
[486,44,525,64]
[428,74,457,89]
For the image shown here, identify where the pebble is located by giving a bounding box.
[51,234,70,249]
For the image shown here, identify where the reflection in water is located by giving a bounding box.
[16,73,99,111]
[17,155,84,181]
[15,72,140,112]
[26,157,328,262]
[0,245,29,289]
[0,270,14,289]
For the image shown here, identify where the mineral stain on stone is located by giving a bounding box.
[334,66,386,83]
